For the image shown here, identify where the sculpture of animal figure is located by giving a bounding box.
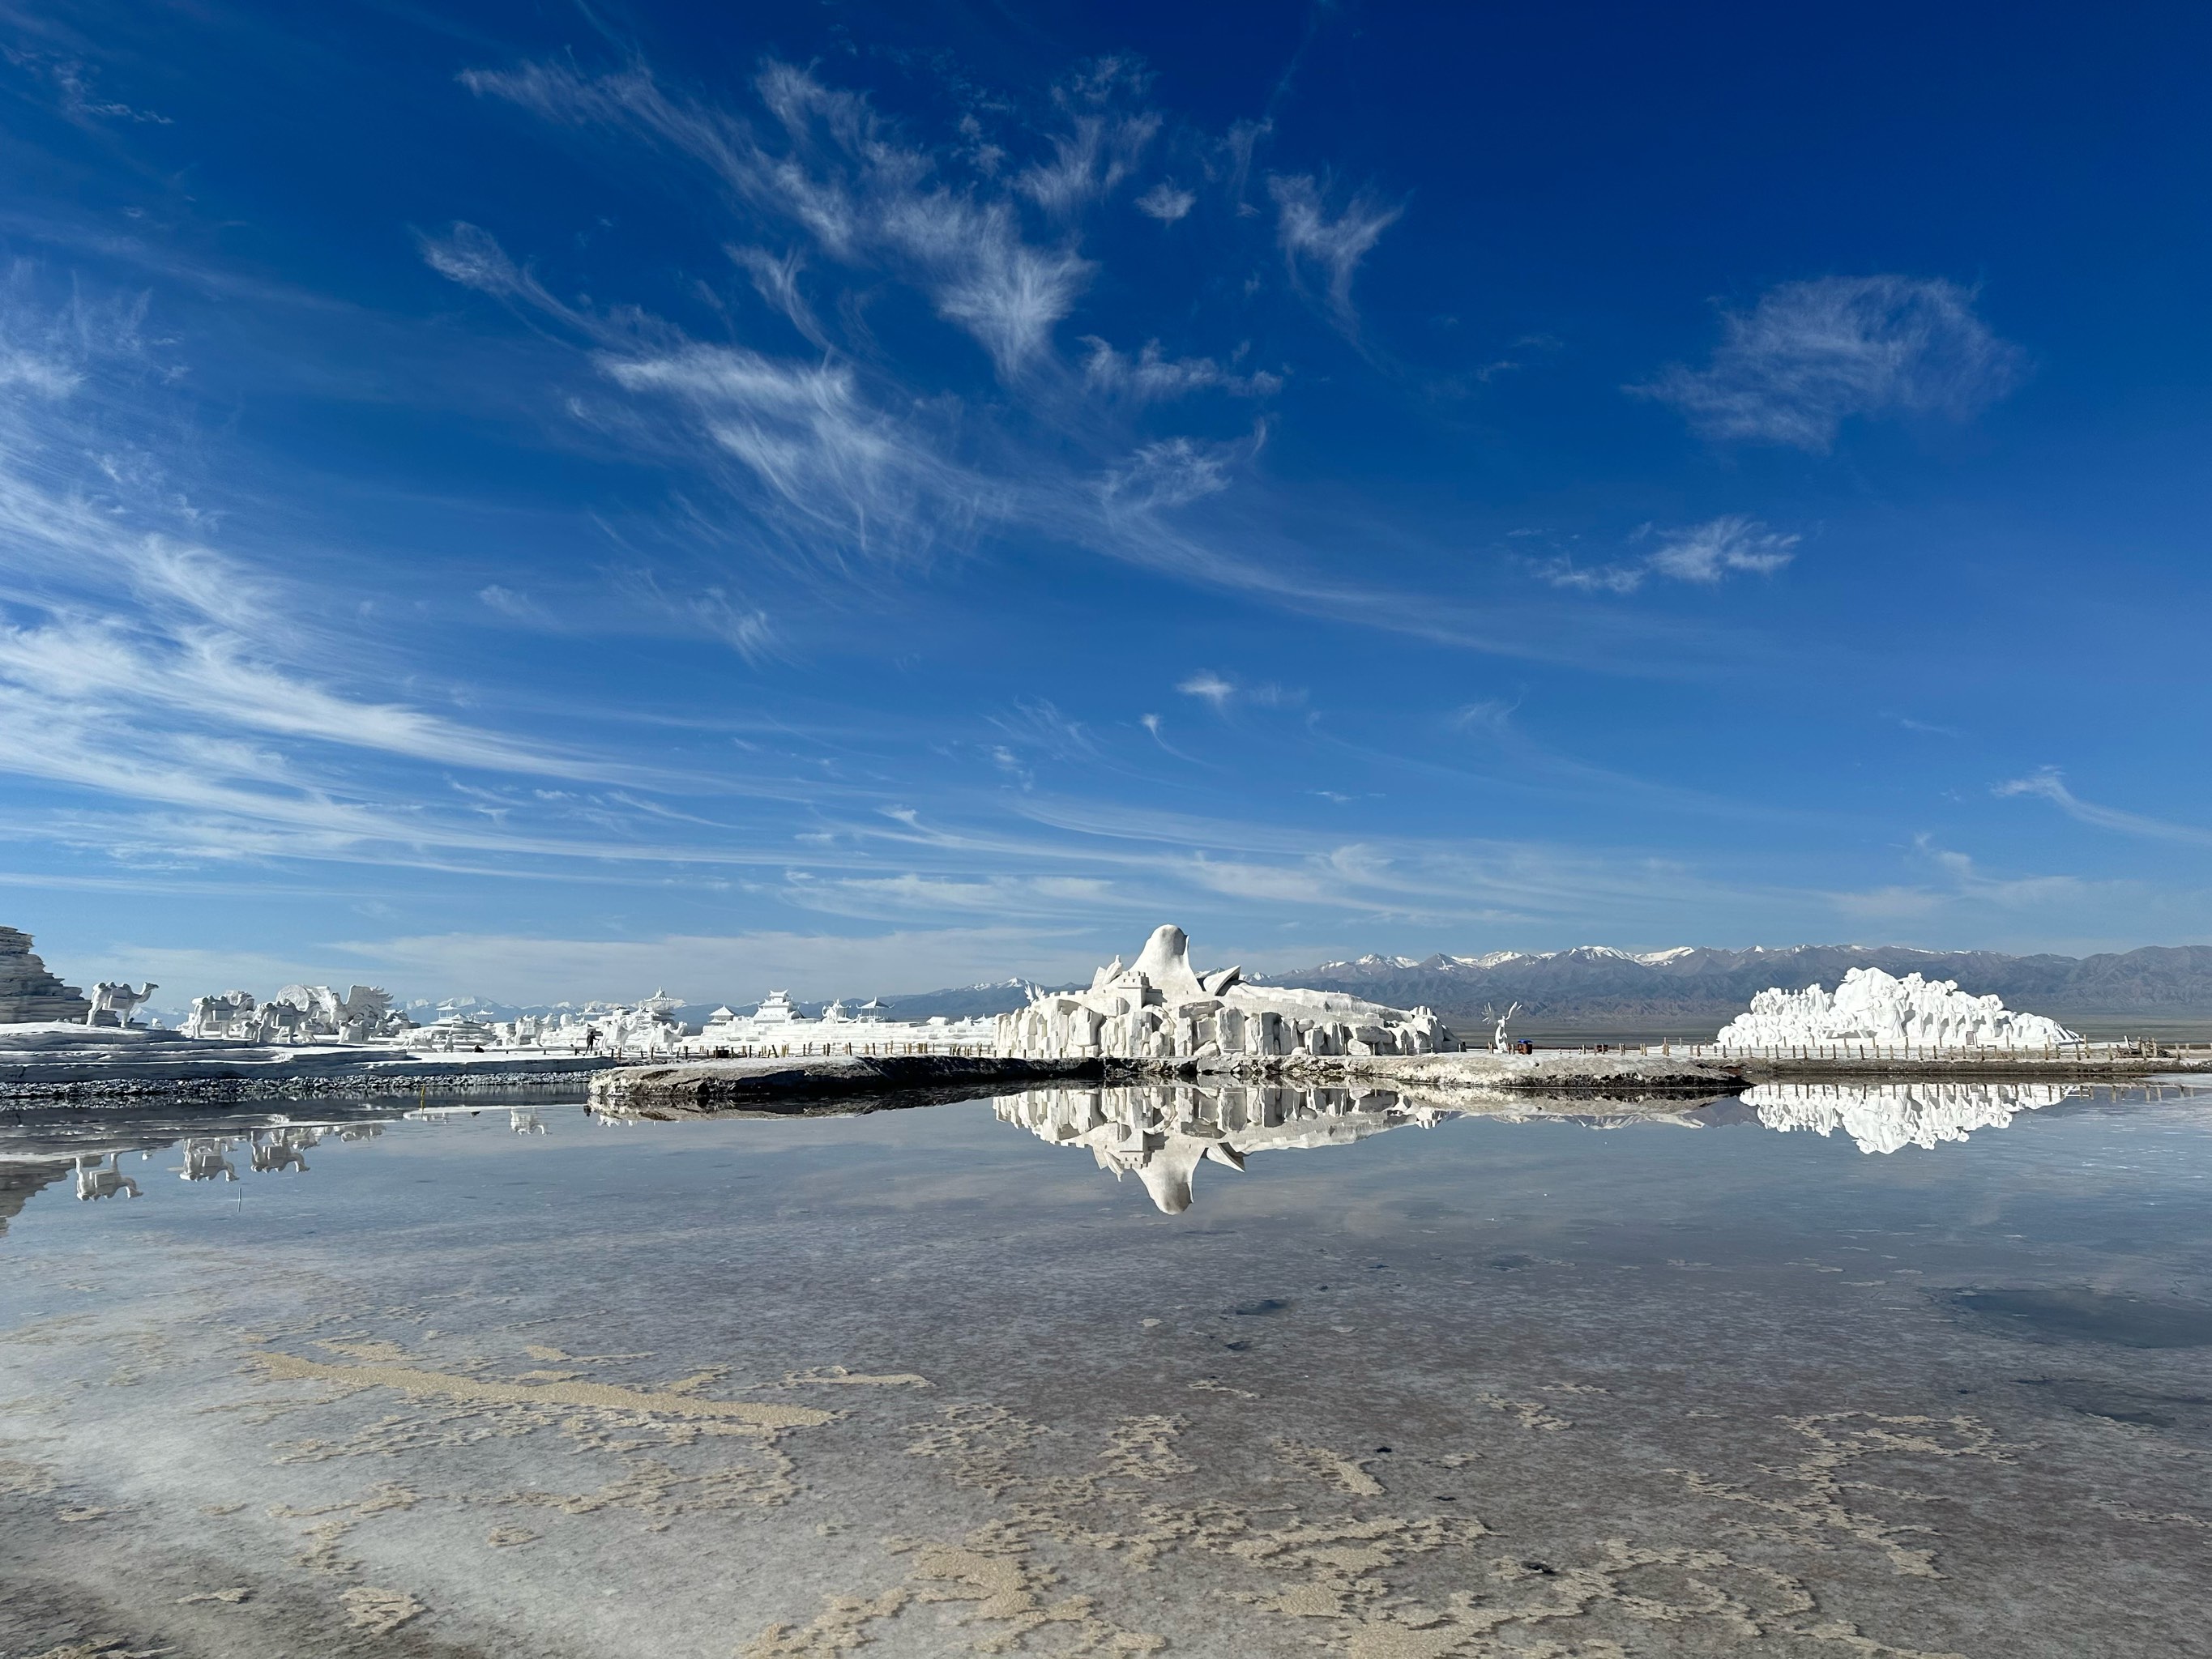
[177,1139,238,1182]
[250,1132,312,1173]
[74,1155,141,1201]
[86,980,158,1027]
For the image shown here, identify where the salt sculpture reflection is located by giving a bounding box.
[1744,1080,2079,1154]
[995,1082,1467,1212]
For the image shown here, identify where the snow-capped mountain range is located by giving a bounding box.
[405,944,2212,1039]
[1246,942,2212,1030]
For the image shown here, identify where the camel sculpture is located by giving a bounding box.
[87,980,158,1027]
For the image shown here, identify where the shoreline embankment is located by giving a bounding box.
[594,1044,2212,1115]
[0,1025,620,1104]
[7,1027,2207,1111]
[591,1053,1105,1115]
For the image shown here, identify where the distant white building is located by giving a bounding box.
[677,988,990,1054]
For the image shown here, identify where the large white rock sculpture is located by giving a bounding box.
[995,925,1456,1065]
[1715,967,2078,1051]
[0,928,91,1023]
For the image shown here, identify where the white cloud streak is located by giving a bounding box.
[1636,275,2026,450]
[463,58,1095,379]
[1134,181,1195,222]
[1995,769,2212,847]
[1266,173,1403,328]
[1537,516,1797,594]
[1080,337,1279,400]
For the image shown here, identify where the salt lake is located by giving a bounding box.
[1,1080,2207,1657]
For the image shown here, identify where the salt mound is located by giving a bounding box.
[1716,966,2077,1051]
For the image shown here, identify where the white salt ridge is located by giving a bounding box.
[1744,1081,2076,1155]
[1715,966,2078,1051]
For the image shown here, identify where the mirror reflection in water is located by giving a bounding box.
[994,1077,2191,1209]
[1,1081,2209,1659]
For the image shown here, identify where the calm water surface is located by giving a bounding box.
[1,1081,2208,1658]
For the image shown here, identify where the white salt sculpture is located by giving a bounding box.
[1715,967,2078,1051]
[0,927,92,1023]
[466,997,688,1056]
[995,925,1455,1064]
[680,992,988,1053]
[186,983,412,1045]
[1744,1081,2074,1155]
[86,981,157,1027]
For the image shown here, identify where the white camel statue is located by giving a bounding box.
[87,981,158,1027]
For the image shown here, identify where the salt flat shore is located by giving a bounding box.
[591,1052,1104,1115]
[1307,1047,2212,1089]
[590,1048,1747,1113]
[10,1021,2206,1112]
[0,1023,617,1104]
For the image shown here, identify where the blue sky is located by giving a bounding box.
[3,0,2210,1004]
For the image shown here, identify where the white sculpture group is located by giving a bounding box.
[685,992,986,1052]
[186,983,413,1045]
[475,993,689,1055]
[1715,966,2078,1051]
[995,925,1455,1065]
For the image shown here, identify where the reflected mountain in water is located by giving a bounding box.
[1744,1081,2082,1154]
[994,1083,1724,1213]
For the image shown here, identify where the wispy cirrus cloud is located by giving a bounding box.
[1634,275,2027,450]
[1266,173,1403,329]
[1538,515,1797,594]
[600,341,989,573]
[1177,671,1235,709]
[1996,769,2212,847]
[462,58,1096,380]
[0,276,808,878]
[1014,59,1162,217]
[1646,515,1799,582]
[1134,181,1194,222]
[1079,337,1280,400]
[436,51,1744,678]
